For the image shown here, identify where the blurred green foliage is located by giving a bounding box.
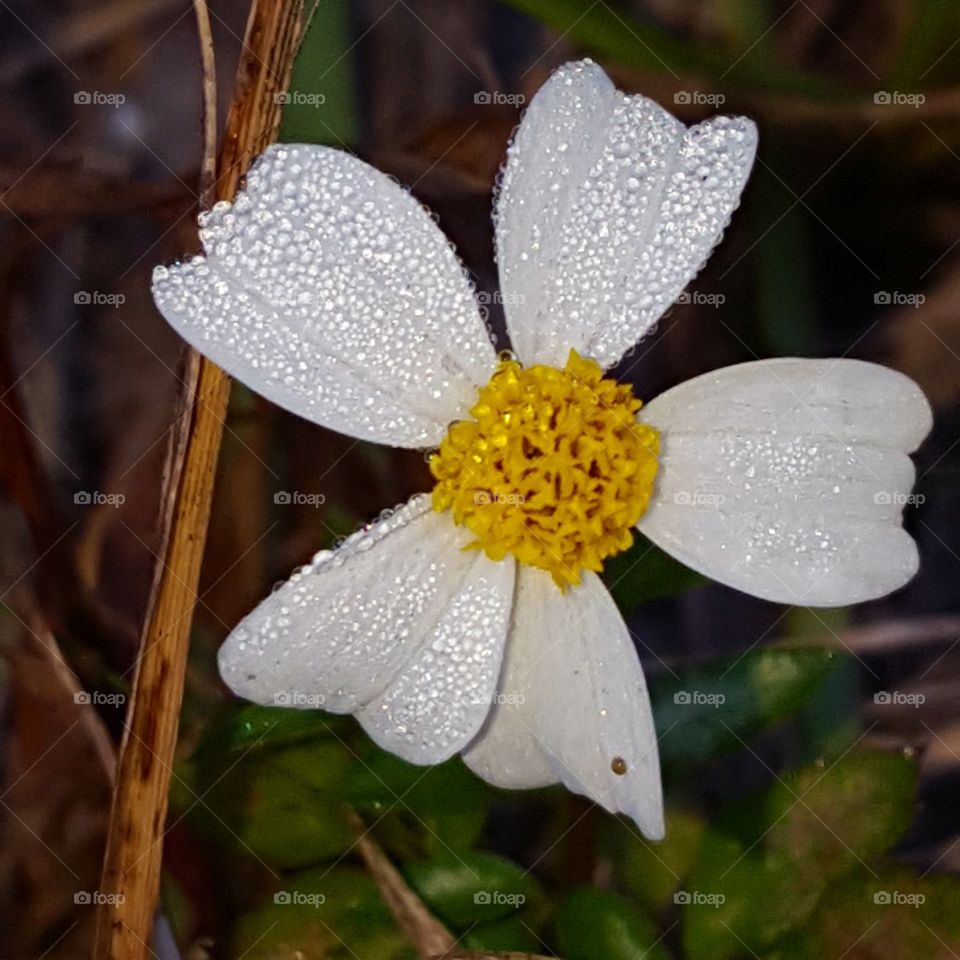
[278,0,358,146]
[500,0,833,95]
[653,648,847,769]
[555,888,669,960]
[604,533,706,612]
[404,852,541,927]
[682,753,928,959]
[175,636,955,960]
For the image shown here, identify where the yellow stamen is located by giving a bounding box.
[430,349,660,589]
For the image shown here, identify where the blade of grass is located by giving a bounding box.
[501,0,832,97]
[92,1,305,957]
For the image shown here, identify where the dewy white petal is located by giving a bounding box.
[152,144,496,448]
[495,59,757,370]
[463,567,664,840]
[219,495,512,762]
[638,358,934,606]
[356,552,515,765]
[494,60,617,367]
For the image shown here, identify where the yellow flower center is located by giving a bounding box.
[430,350,660,589]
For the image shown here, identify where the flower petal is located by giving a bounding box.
[153,144,495,448]
[355,552,515,765]
[463,567,663,840]
[638,358,934,606]
[495,59,757,369]
[219,496,510,742]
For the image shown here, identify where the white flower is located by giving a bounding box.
[152,60,932,840]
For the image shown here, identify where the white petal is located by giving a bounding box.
[219,496,510,745]
[356,553,515,765]
[463,567,663,840]
[638,358,933,606]
[153,144,495,448]
[495,59,757,369]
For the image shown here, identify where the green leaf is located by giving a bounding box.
[604,532,706,612]
[200,703,348,756]
[188,741,355,868]
[279,0,358,146]
[403,852,537,928]
[500,0,833,97]
[239,743,356,867]
[554,888,668,960]
[792,651,861,762]
[462,914,544,953]
[760,752,917,874]
[346,750,486,814]
[682,831,824,960]
[652,647,846,767]
[605,810,706,912]
[232,866,412,960]
[776,866,960,960]
[345,751,490,851]
[239,789,352,868]
[682,752,919,960]
[422,807,488,856]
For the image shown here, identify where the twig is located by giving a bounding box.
[347,811,457,959]
[21,611,117,785]
[828,615,960,655]
[92,1,305,958]
[347,812,558,960]
[192,0,218,206]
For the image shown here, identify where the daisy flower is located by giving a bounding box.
[152,60,932,840]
